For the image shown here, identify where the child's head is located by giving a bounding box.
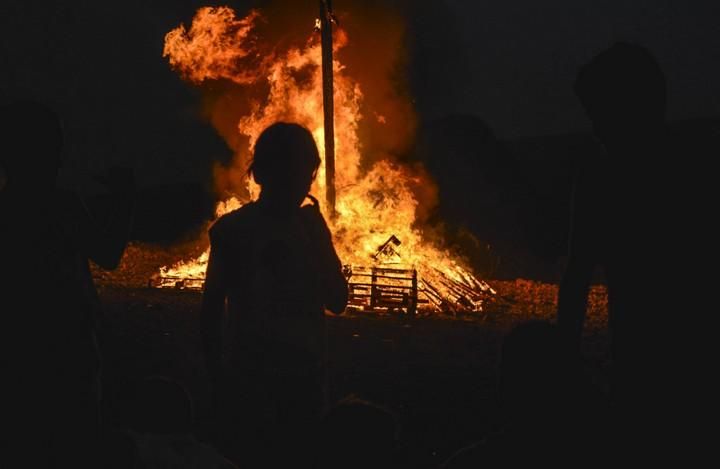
[574,42,666,145]
[249,123,321,207]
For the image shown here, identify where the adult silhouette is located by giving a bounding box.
[0,100,135,467]
[557,43,681,455]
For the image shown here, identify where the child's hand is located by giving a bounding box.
[305,193,320,209]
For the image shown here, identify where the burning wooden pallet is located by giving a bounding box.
[150,234,495,314]
[345,235,494,314]
[149,275,204,291]
[344,265,424,315]
[344,263,494,315]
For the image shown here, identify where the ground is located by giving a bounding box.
[96,258,609,467]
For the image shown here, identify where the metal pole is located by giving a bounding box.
[320,0,336,217]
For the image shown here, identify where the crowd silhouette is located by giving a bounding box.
[0,41,698,467]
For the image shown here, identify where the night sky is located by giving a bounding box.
[1,0,718,185]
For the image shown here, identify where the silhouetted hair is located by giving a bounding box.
[318,396,397,468]
[0,100,63,174]
[574,42,666,124]
[132,376,194,435]
[248,123,321,186]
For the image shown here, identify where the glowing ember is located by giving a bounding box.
[156,6,494,311]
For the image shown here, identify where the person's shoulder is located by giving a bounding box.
[300,203,335,243]
[210,202,258,238]
[299,200,329,226]
[299,202,323,219]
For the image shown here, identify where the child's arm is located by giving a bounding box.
[321,230,348,315]
[303,199,348,314]
[201,224,228,382]
[74,167,136,270]
[557,166,598,348]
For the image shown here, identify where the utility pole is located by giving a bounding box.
[319,0,336,217]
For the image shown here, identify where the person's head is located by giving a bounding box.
[249,122,321,208]
[575,43,666,149]
[317,396,397,469]
[0,100,63,195]
[131,376,194,435]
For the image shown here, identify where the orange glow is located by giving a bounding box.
[163,7,264,85]
[158,6,493,311]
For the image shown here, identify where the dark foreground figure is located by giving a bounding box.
[201,123,348,467]
[442,321,608,468]
[0,101,134,467]
[316,396,399,469]
[128,376,237,468]
[557,43,692,456]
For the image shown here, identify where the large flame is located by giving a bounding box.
[158,6,493,311]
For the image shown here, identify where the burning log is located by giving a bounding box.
[435,272,481,302]
[419,280,446,308]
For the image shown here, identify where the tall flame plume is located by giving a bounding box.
[158,6,493,312]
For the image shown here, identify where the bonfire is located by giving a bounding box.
[152,4,494,314]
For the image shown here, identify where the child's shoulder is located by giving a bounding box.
[299,202,332,232]
[299,201,324,220]
[210,202,259,238]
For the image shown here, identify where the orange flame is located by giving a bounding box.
[163,7,265,85]
[159,6,493,311]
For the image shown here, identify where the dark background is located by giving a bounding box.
[1,4,707,466]
[2,0,718,279]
